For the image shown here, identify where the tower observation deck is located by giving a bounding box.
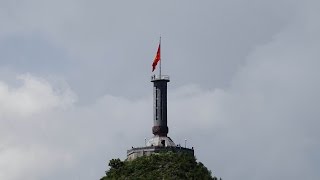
[127,74,194,161]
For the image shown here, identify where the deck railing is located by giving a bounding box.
[151,75,170,81]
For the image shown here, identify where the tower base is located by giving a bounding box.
[127,136,194,161]
[146,136,175,147]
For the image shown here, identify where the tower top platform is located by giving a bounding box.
[151,75,170,82]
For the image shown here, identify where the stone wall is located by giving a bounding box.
[127,146,194,161]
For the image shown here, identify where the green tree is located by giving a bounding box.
[101,152,219,180]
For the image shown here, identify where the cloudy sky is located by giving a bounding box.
[0,0,320,179]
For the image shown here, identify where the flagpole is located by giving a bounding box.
[159,36,162,78]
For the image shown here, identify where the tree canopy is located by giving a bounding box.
[101,152,220,180]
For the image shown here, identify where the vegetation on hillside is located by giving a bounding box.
[101,152,220,180]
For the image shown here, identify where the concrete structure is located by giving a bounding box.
[151,75,169,137]
[127,75,194,161]
[127,146,194,161]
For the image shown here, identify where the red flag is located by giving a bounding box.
[152,44,161,72]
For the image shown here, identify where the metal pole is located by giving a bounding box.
[145,138,147,146]
[185,139,187,148]
[159,36,161,78]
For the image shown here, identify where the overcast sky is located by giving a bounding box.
[0,0,319,179]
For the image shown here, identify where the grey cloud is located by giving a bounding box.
[0,0,297,100]
[0,0,320,180]
[0,74,75,118]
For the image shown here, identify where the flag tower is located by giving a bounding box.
[127,39,194,160]
[151,37,170,137]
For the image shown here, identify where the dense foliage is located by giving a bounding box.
[101,152,219,180]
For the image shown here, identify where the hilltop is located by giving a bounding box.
[101,152,220,180]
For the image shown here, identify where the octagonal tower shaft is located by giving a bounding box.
[151,75,170,137]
